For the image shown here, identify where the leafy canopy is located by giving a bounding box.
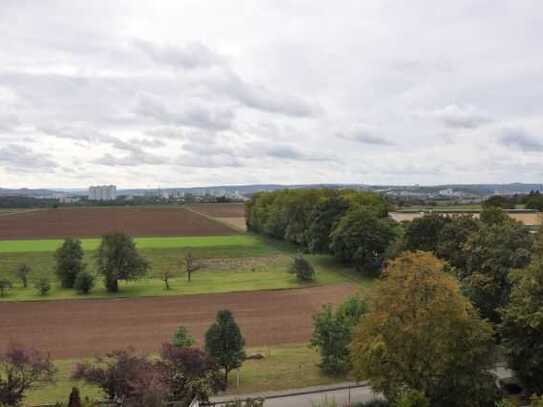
[351,251,498,407]
[310,295,367,375]
[500,229,543,394]
[54,238,85,289]
[204,309,246,387]
[96,232,149,292]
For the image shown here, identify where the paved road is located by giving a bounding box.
[212,382,383,407]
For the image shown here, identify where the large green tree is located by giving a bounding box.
[500,233,543,394]
[55,238,85,288]
[310,295,367,375]
[460,221,532,324]
[436,215,480,271]
[96,233,149,292]
[204,309,245,387]
[330,207,396,275]
[404,213,451,253]
[351,251,498,407]
[307,194,349,253]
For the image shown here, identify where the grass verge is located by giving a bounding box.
[25,343,348,405]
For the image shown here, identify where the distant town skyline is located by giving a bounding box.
[1,1,543,188]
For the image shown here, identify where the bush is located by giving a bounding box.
[353,400,390,407]
[15,263,31,288]
[310,296,367,375]
[55,238,85,289]
[395,389,430,407]
[290,253,315,282]
[74,271,95,294]
[0,277,12,297]
[172,326,195,348]
[35,277,51,296]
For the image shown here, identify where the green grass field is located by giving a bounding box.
[25,343,349,405]
[0,254,364,302]
[0,234,263,253]
[0,232,366,302]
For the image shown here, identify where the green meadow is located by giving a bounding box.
[0,234,263,253]
[0,233,365,302]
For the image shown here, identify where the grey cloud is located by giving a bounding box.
[337,125,393,145]
[246,141,333,162]
[129,138,165,148]
[134,40,225,70]
[94,150,166,167]
[136,94,234,131]
[178,154,243,168]
[0,143,57,171]
[39,124,108,143]
[145,127,184,140]
[211,71,321,118]
[427,105,491,129]
[0,113,20,132]
[498,128,543,152]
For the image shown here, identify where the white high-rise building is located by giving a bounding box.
[88,185,117,201]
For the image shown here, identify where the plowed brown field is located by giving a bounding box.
[0,284,356,358]
[0,207,238,240]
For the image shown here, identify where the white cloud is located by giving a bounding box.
[1,1,543,187]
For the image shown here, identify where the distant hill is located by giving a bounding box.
[1,183,542,198]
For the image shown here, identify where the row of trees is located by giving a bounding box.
[54,234,149,294]
[482,191,543,210]
[246,189,397,274]
[0,310,246,407]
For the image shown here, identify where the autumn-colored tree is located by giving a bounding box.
[351,252,498,407]
[0,343,56,406]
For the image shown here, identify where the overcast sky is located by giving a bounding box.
[1,0,542,188]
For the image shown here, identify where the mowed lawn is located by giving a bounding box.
[25,343,350,405]
[0,234,367,302]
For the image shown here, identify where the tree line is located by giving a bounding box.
[246,189,397,275]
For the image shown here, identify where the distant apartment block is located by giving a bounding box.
[88,185,117,201]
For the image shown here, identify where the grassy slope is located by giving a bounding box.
[26,343,349,405]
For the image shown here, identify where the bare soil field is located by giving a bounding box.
[0,207,238,240]
[390,211,542,226]
[188,203,246,218]
[0,284,356,359]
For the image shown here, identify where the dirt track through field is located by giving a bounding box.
[0,284,356,359]
[187,203,246,218]
[0,207,238,239]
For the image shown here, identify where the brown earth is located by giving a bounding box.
[0,207,238,240]
[0,284,356,359]
[187,203,246,218]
